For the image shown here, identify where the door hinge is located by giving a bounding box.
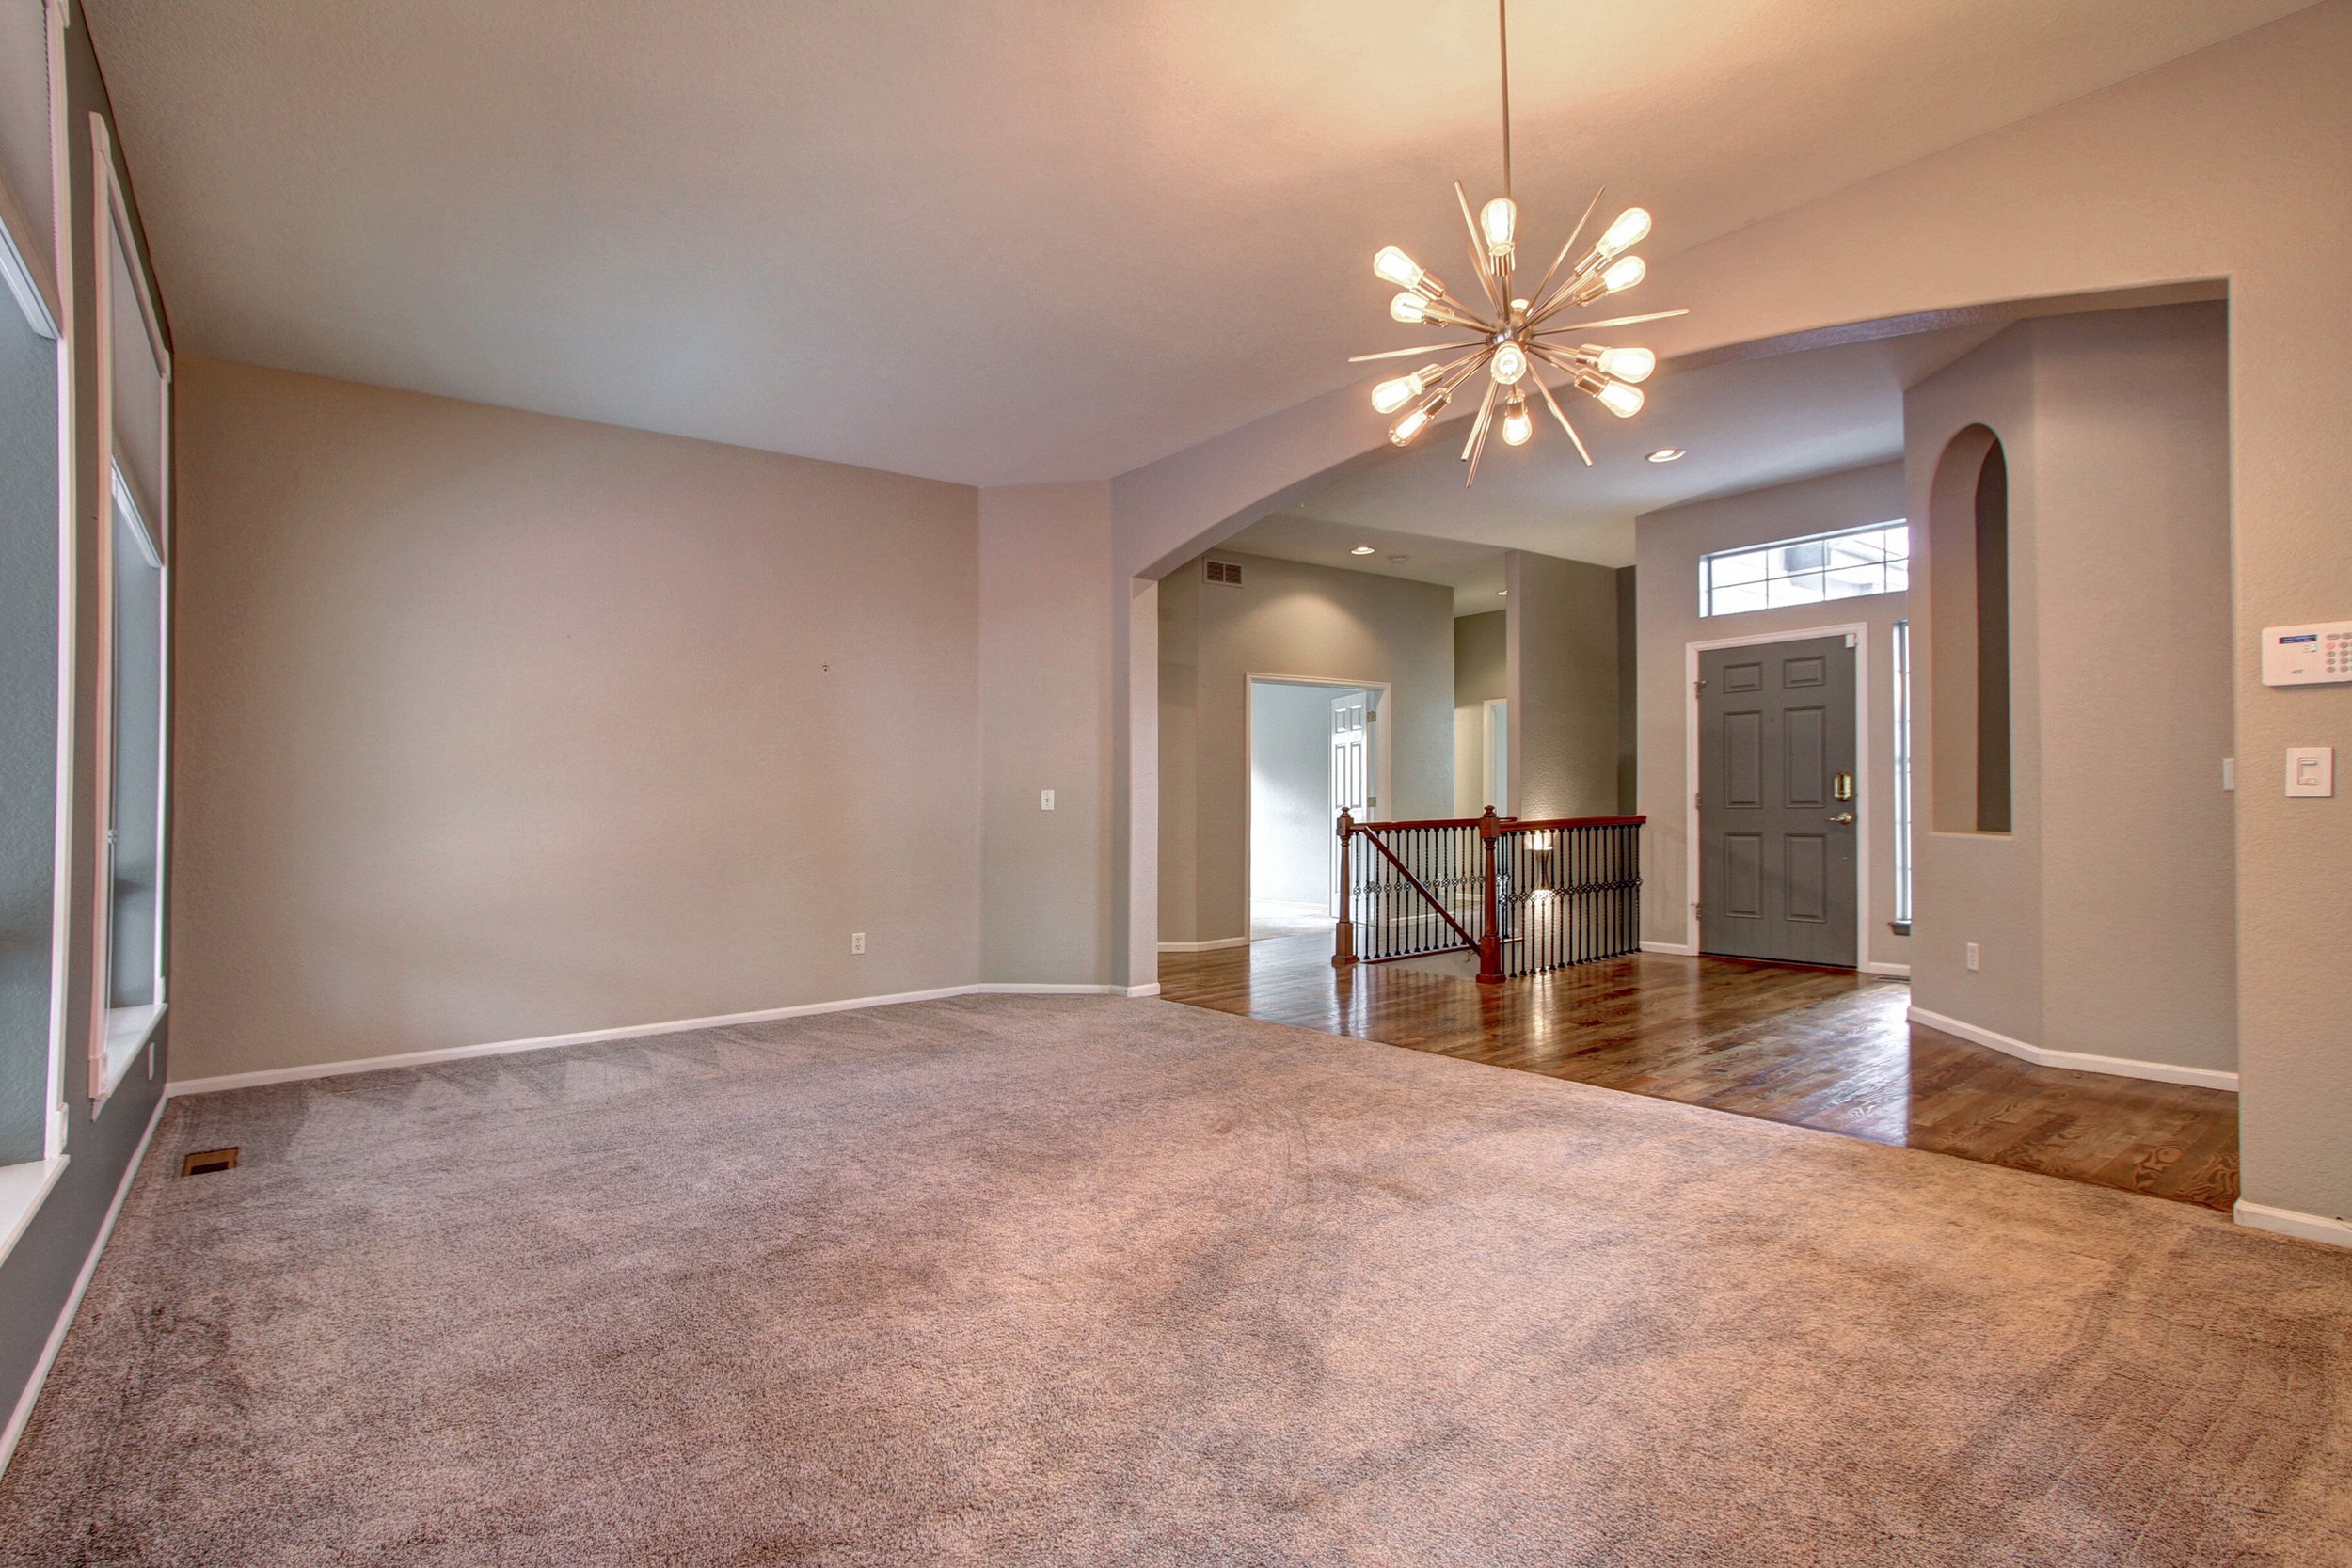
[1366,794,1378,807]
[1693,678,1707,695]
[1692,901,1703,917]
[1693,792,1702,809]
[1366,711,1378,722]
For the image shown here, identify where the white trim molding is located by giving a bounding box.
[1907,1006,2238,1091]
[167,984,1164,1097]
[1862,961,1913,978]
[2233,1200,2352,1250]
[0,1088,165,1481]
[1639,940,1699,957]
[1158,936,1250,953]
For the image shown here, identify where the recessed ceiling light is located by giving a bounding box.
[1350,546,1376,555]
[1645,448,1686,463]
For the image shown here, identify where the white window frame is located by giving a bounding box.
[1,0,77,1261]
[1698,519,1910,619]
[87,113,170,1103]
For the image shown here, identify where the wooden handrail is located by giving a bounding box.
[1353,813,1649,832]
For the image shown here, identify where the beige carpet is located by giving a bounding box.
[2,995,2345,1566]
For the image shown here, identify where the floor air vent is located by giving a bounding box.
[181,1148,239,1177]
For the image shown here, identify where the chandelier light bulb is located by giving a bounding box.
[1490,341,1529,385]
[1374,245,1436,295]
[1501,393,1533,446]
[1596,380,1645,418]
[1597,206,1652,257]
[1600,255,1646,294]
[1371,364,1440,414]
[1587,345,1657,383]
[1566,253,1646,306]
[1480,197,1518,259]
[1390,291,1434,325]
[1390,388,1451,445]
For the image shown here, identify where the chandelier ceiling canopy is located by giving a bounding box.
[1351,0,1686,485]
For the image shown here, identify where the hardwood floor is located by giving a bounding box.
[1158,933,2240,1211]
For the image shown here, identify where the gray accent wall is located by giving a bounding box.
[1452,610,1505,816]
[1636,462,1912,974]
[1506,551,1624,821]
[0,0,174,1455]
[167,358,983,1083]
[1906,304,2234,1076]
[1157,551,1452,947]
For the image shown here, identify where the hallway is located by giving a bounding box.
[1159,937,2240,1210]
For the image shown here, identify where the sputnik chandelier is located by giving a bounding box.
[1352,0,1686,484]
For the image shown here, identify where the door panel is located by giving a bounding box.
[1699,635,1858,966]
[1329,692,1370,916]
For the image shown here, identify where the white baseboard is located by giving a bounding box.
[168,983,1152,1098]
[1123,983,1162,998]
[0,1088,166,1481]
[1639,940,1698,957]
[1157,937,1250,953]
[1905,1006,2238,1092]
[965,982,1120,996]
[1862,961,1913,978]
[2233,1199,2352,1250]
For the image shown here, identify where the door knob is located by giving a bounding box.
[1828,812,1856,824]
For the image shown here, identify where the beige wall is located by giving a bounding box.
[1156,550,1453,946]
[1453,610,1505,816]
[1635,462,1912,974]
[978,483,1113,986]
[1107,3,2352,1225]
[1507,551,1623,821]
[1908,304,2234,1076]
[169,359,982,1082]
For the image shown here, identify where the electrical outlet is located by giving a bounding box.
[1040,789,1056,811]
[850,932,866,955]
[1964,942,1980,973]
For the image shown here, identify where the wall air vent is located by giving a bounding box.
[1203,559,1243,586]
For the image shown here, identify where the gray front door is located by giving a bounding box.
[1698,635,1858,967]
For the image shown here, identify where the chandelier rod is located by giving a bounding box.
[1498,0,1513,201]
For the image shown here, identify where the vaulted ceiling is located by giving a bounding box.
[84,0,2306,485]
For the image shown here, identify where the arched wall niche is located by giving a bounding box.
[1924,423,2011,834]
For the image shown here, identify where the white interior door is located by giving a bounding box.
[1330,692,1370,915]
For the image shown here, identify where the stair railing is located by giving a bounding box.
[1335,806,1645,984]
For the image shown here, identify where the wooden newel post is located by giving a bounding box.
[1331,810,1357,968]
[1476,806,1505,985]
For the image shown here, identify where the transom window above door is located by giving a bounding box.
[1700,522,1909,616]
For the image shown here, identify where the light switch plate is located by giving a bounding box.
[1040,789,1056,811]
[2286,747,2334,798]
[2263,622,2352,685]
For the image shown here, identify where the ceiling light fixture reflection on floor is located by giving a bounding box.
[1350,0,1687,486]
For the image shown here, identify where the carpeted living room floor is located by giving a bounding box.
[2,996,2346,1567]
